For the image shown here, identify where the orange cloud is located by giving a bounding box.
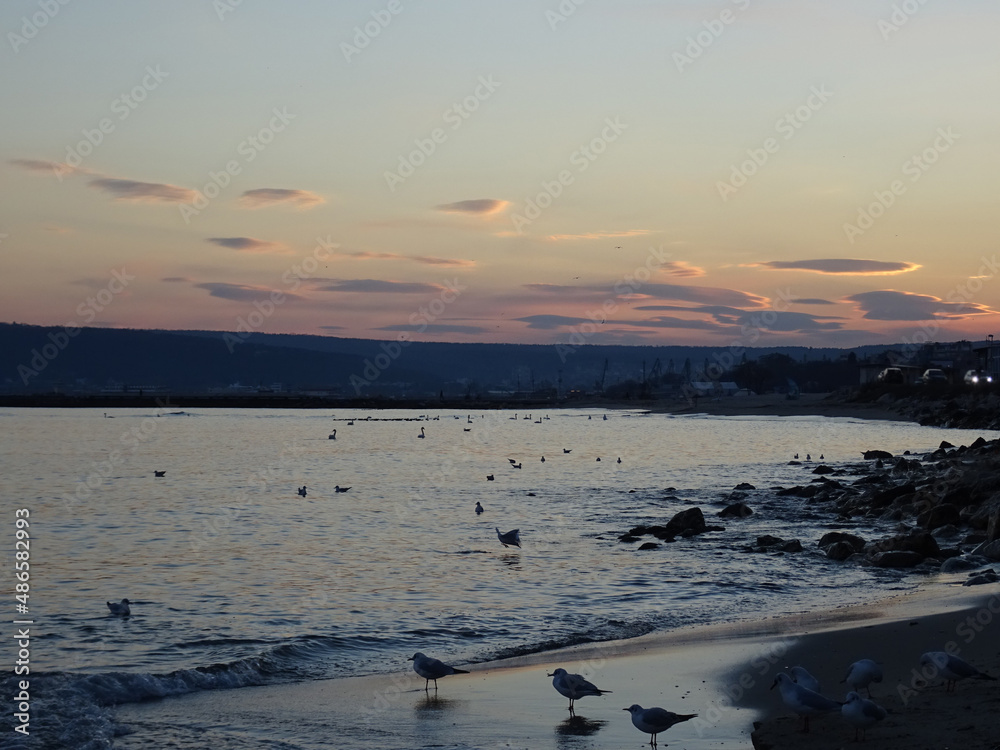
[88,178,198,203]
[753,259,921,275]
[546,229,651,241]
[435,199,509,215]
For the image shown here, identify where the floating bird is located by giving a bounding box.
[540,456,545,463]
[843,659,883,697]
[596,457,601,462]
[563,448,572,454]
[508,458,517,464]
[548,668,612,712]
[603,415,608,420]
[806,453,811,460]
[920,651,997,691]
[794,453,799,459]
[842,691,887,741]
[790,666,821,694]
[347,420,354,425]
[475,502,484,514]
[153,470,166,477]
[511,463,522,469]
[334,486,350,493]
[107,598,131,616]
[486,475,494,481]
[771,672,841,732]
[623,704,696,747]
[617,457,621,464]
[463,428,471,432]
[418,427,425,438]
[408,652,469,690]
[820,454,825,460]
[328,430,336,440]
[496,528,521,548]
[297,486,307,497]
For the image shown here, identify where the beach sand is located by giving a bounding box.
[113,581,1000,749]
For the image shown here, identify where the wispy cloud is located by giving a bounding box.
[9,158,83,177]
[660,261,705,278]
[315,279,445,294]
[89,178,198,203]
[845,290,996,321]
[545,229,651,241]
[334,250,476,268]
[435,199,509,215]
[195,282,304,302]
[515,314,592,330]
[207,237,290,254]
[161,276,192,283]
[239,188,324,210]
[753,259,921,275]
[377,323,488,334]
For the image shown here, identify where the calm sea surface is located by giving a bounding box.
[1,407,995,749]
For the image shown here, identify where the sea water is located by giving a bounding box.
[0,407,993,749]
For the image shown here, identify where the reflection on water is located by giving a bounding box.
[414,693,457,713]
[555,714,607,736]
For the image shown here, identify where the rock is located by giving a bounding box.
[824,541,857,561]
[788,460,802,465]
[776,485,821,498]
[719,502,754,519]
[638,542,660,551]
[734,482,756,490]
[972,539,1000,561]
[778,539,803,553]
[964,569,999,586]
[870,482,917,509]
[863,450,894,460]
[917,503,962,530]
[987,507,1000,541]
[618,534,642,543]
[939,440,955,450]
[940,556,982,573]
[971,437,988,449]
[756,535,785,547]
[870,530,940,559]
[623,507,722,542]
[811,465,835,475]
[871,550,925,568]
[818,532,866,552]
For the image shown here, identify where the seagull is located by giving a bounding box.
[511,463,522,469]
[486,474,494,481]
[920,651,997,691]
[623,704,696,747]
[842,691,887,741]
[547,668,612,712]
[771,672,841,732]
[408,652,469,690]
[418,427,425,439]
[475,502,484,514]
[806,453,811,460]
[328,430,336,440]
[563,448,572,453]
[334,486,350,493]
[794,453,799,459]
[153,470,166,477]
[508,458,517,464]
[540,456,545,462]
[107,598,131,616]
[496,528,521,548]
[297,486,307,497]
[617,457,621,464]
[843,659,883,697]
[790,666,821,694]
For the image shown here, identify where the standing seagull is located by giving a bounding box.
[790,666,821,693]
[771,672,841,732]
[496,528,521,548]
[107,598,131,616]
[408,652,468,690]
[842,659,883,697]
[920,651,997,691]
[548,668,611,712]
[624,704,696,747]
[842,691,887,741]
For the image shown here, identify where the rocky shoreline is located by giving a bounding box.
[848,386,1000,430]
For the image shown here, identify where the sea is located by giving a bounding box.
[1,406,995,749]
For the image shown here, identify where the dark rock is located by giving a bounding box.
[664,507,708,536]
[811,465,835,475]
[756,535,785,547]
[788,460,802,465]
[818,532,866,552]
[972,540,1000,561]
[871,550,925,568]
[870,482,917,509]
[719,502,754,519]
[971,437,988,450]
[778,539,803,553]
[917,503,962,530]
[864,450,894,460]
[824,541,856,561]
[619,534,642,543]
[776,485,821,498]
[638,542,660,551]
[963,569,999,586]
[939,440,955,450]
[870,530,940,558]
[940,556,982,573]
[987,507,1000,541]
[734,482,756,490]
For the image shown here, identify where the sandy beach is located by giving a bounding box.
[113,581,1000,749]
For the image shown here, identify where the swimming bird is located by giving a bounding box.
[418,427,425,438]
[486,474,494,481]
[334,485,350,493]
[920,651,997,691]
[842,691,887,741]
[617,457,621,464]
[563,448,571,454]
[790,666,821,694]
[297,486,307,497]
[328,429,336,440]
[623,704,696,747]
[806,453,811,460]
[475,502,484,514]
[820,454,825,460]
[347,420,354,425]
[547,668,611,712]
[511,462,522,469]
[107,598,131,616]
[794,453,799,459]
[408,652,469,690]
[603,414,607,420]
[540,456,545,462]
[496,528,521,548]
[771,672,841,732]
[842,659,882,697]
[596,457,601,462]
[508,458,517,464]
[153,470,166,477]
[463,428,471,432]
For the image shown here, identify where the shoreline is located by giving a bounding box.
[113,581,1000,749]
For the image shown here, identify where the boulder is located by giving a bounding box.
[824,541,857,561]
[940,556,982,573]
[972,540,1000,561]
[818,532,866,552]
[870,530,940,559]
[734,482,756,490]
[812,465,835,475]
[756,535,785,547]
[871,550,925,568]
[863,450,894,460]
[719,502,754,519]
[638,542,660,551]
[963,569,999,586]
[870,482,917,509]
[917,503,962,530]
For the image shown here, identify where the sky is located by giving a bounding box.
[3,0,1000,349]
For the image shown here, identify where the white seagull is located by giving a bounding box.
[842,659,883,697]
[107,598,131,616]
[496,528,521,548]
[547,668,612,712]
[842,691,887,741]
[790,665,821,693]
[408,652,469,690]
[771,672,841,732]
[623,704,696,747]
[920,651,997,691]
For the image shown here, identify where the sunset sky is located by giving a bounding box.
[3,0,999,348]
